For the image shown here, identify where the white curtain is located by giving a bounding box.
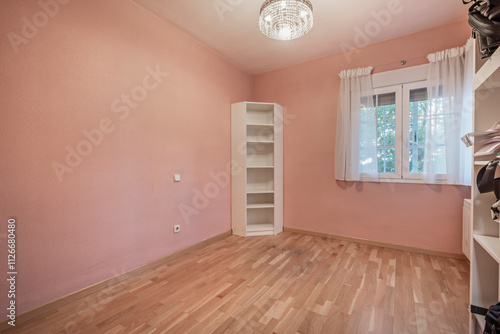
[423,38,473,185]
[335,66,378,181]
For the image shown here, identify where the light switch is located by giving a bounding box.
[173,174,181,182]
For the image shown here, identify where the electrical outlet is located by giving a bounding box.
[173,224,180,233]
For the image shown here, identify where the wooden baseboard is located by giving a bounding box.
[284,227,467,261]
[0,230,232,332]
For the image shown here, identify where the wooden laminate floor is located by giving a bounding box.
[5,232,469,334]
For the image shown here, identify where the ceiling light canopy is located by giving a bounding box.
[259,0,314,41]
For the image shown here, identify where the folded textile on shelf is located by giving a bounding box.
[462,121,500,149]
[474,136,500,157]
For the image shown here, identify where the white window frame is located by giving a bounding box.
[365,64,448,184]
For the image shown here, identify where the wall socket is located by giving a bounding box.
[173,224,181,233]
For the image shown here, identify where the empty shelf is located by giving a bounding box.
[247,204,274,209]
[247,223,274,232]
[474,234,500,263]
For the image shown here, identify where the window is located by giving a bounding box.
[336,60,471,185]
[368,81,446,182]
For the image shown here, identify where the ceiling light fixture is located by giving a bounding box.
[259,0,313,41]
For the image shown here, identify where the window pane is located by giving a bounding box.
[382,120,395,146]
[374,91,396,175]
[409,101,419,118]
[409,118,416,145]
[385,149,395,173]
[407,87,432,175]
[377,148,396,173]
[409,88,428,117]
[377,104,396,120]
[377,93,396,120]
[377,105,385,120]
[377,120,395,147]
[417,100,428,116]
[377,150,384,173]
[417,118,426,145]
[409,118,426,146]
[385,103,396,119]
[409,147,425,174]
[377,121,384,146]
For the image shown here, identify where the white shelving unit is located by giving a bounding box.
[231,102,283,237]
[470,41,500,334]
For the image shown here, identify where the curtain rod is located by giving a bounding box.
[372,56,429,71]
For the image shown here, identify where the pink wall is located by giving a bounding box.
[0,0,472,317]
[254,20,472,254]
[0,0,252,313]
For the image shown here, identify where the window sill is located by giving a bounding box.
[356,177,449,185]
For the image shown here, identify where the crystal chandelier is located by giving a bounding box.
[259,0,313,41]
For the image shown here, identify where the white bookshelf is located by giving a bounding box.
[473,313,486,332]
[231,102,283,237]
[470,41,500,333]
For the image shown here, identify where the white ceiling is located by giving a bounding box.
[130,0,468,74]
